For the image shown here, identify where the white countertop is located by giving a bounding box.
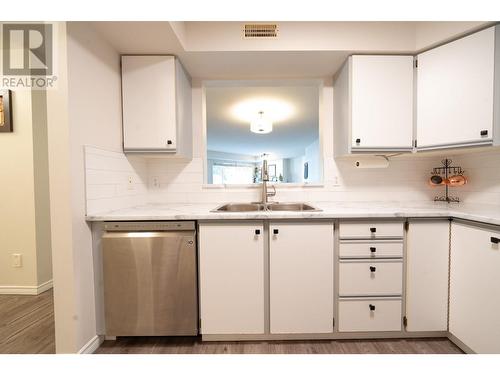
[85,201,500,226]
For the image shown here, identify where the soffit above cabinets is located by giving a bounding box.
[89,21,492,79]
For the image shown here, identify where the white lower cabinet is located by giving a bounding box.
[406,220,449,332]
[269,222,334,334]
[338,220,404,333]
[339,260,403,296]
[199,222,265,334]
[199,220,334,336]
[339,298,402,332]
[449,222,500,353]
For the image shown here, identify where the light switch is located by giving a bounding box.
[12,253,22,268]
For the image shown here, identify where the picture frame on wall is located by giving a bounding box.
[0,90,13,133]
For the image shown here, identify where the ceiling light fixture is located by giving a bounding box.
[250,111,273,134]
[231,97,294,123]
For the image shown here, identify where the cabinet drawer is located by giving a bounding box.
[339,222,404,239]
[339,241,403,258]
[339,260,403,296]
[339,298,402,332]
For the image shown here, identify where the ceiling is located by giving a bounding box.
[89,21,490,79]
[206,83,319,159]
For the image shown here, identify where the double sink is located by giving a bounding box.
[212,202,321,212]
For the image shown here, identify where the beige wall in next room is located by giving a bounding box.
[0,87,53,293]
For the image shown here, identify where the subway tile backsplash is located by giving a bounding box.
[84,147,500,215]
[84,146,149,215]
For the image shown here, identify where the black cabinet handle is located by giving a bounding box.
[255,229,261,235]
[273,229,279,235]
[370,266,376,272]
[491,237,500,244]
[167,140,173,145]
[355,138,361,144]
[480,130,488,136]
[369,304,376,311]
[370,227,376,233]
[370,247,376,253]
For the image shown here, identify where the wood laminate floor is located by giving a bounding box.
[0,289,55,354]
[96,336,463,354]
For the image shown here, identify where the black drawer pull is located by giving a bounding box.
[273,229,279,235]
[167,140,173,145]
[255,229,261,235]
[480,130,488,136]
[491,237,500,244]
[370,227,376,233]
[370,266,376,272]
[370,247,376,253]
[369,304,376,311]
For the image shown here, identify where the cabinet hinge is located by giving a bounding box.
[403,316,408,327]
[404,221,409,231]
[414,139,417,148]
[333,317,335,328]
[414,59,418,68]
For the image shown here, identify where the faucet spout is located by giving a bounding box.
[261,159,276,205]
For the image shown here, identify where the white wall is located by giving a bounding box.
[414,22,492,51]
[66,21,125,352]
[117,78,442,205]
[85,146,148,215]
[447,149,500,205]
[46,21,125,353]
[88,68,500,207]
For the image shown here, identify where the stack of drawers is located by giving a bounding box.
[338,221,404,332]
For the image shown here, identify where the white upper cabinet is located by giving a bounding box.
[334,55,414,156]
[416,26,499,150]
[121,55,192,157]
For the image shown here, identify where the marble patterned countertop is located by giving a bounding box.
[85,201,500,226]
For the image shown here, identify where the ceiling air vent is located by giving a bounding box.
[243,24,279,38]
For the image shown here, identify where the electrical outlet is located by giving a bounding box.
[151,176,160,189]
[12,253,22,268]
[127,175,134,190]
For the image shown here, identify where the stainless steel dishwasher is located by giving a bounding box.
[102,221,198,336]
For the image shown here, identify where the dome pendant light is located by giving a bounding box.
[250,111,273,134]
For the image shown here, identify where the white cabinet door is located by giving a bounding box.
[121,55,177,151]
[351,55,414,150]
[199,222,265,334]
[450,222,500,353]
[269,222,334,334]
[406,221,449,332]
[417,27,496,149]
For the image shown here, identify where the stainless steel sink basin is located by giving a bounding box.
[267,202,321,212]
[211,202,321,212]
[211,203,266,212]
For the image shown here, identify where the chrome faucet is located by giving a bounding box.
[261,159,276,205]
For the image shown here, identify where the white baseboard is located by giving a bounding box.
[78,335,104,354]
[37,280,53,294]
[0,279,53,295]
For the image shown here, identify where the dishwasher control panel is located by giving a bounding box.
[103,221,196,232]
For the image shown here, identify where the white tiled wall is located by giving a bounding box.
[84,146,148,215]
[448,149,500,206]
[85,146,500,213]
[146,155,441,204]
